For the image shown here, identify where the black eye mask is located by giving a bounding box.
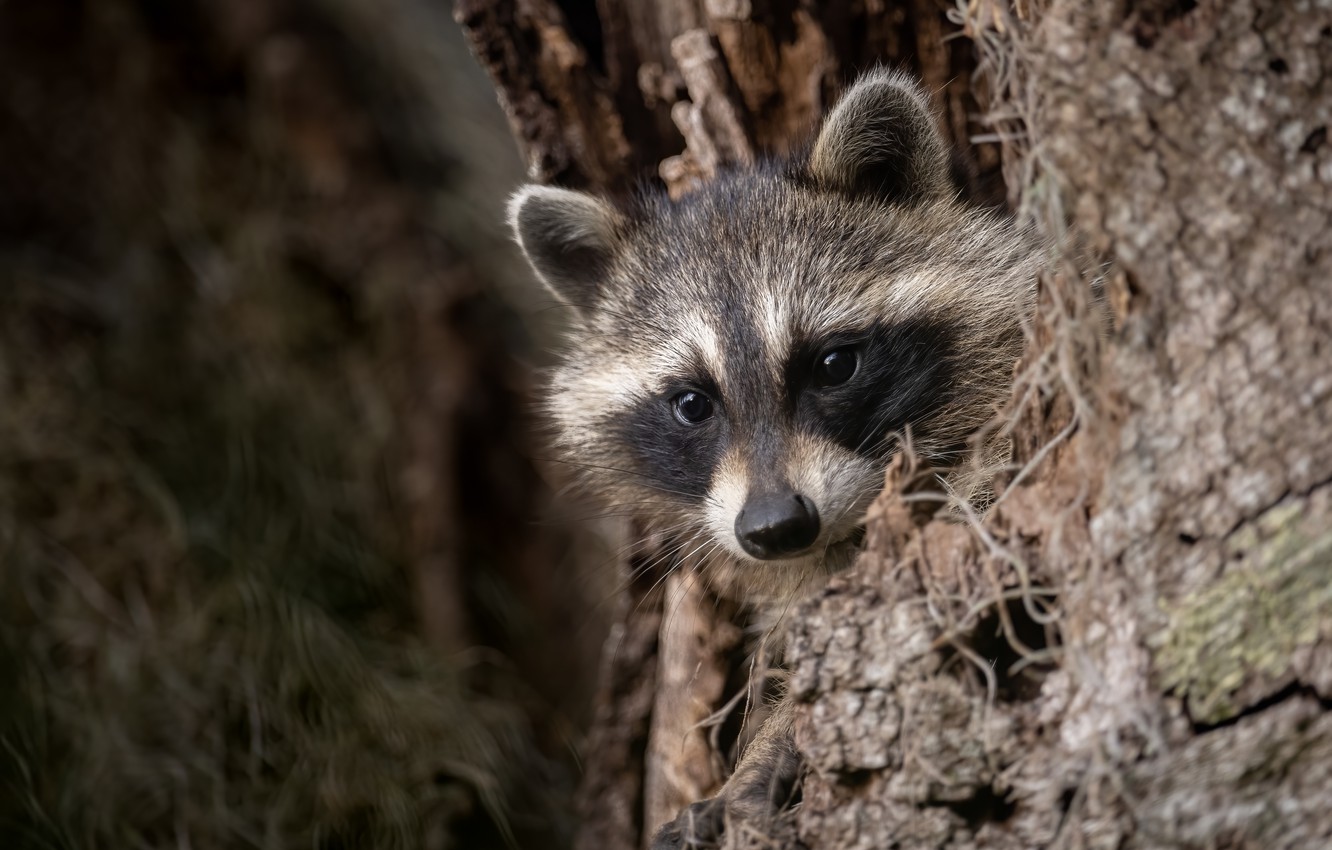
[789,317,959,457]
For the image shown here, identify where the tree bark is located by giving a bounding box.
[461,0,1332,847]
[455,0,1003,199]
[795,2,1332,847]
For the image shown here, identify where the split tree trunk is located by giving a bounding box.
[459,1,1332,848]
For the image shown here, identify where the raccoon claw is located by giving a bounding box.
[650,753,802,849]
[650,798,725,850]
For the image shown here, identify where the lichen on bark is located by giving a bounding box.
[1156,489,1332,726]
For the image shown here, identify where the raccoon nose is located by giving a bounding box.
[735,491,821,560]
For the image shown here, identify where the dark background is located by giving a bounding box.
[0,2,615,847]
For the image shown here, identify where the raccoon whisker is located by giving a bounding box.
[855,403,942,458]
[659,544,722,643]
[823,484,881,540]
[592,536,676,590]
[812,481,882,572]
[676,533,723,575]
[605,536,697,649]
[536,456,701,498]
[852,418,914,459]
[757,580,806,665]
[622,531,692,574]
[634,546,692,622]
[573,535,693,645]
[607,551,684,673]
[851,419,899,458]
[692,542,730,604]
[560,505,696,524]
[620,527,706,584]
[536,499,693,525]
[628,558,677,607]
[572,526,697,603]
[614,555,680,600]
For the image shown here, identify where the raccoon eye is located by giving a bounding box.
[813,347,859,387]
[672,390,715,425]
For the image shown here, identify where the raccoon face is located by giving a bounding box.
[509,71,1041,600]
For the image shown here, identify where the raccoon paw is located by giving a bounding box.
[649,798,725,850]
[650,750,802,849]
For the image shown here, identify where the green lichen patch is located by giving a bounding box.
[1155,499,1332,725]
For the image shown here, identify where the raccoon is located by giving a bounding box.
[508,70,1043,847]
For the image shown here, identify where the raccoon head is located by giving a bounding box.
[509,70,1042,602]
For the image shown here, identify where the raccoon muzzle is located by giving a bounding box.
[734,488,821,560]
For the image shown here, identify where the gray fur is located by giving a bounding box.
[508,71,1045,847]
[809,68,954,203]
[509,184,624,312]
[508,75,1041,596]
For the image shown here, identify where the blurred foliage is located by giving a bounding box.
[0,258,558,848]
[0,1,581,848]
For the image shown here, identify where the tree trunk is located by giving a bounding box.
[460,1,1332,848]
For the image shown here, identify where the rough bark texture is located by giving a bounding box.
[462,0,1332,848]
[456,0,1003,200]
[790,1,1332,848]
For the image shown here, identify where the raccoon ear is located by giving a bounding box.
[808,69,952,204]
[508,185,624,310]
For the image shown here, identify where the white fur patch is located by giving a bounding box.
[758,290,791,377]
[556,363,651,425]
[686,310,725,383]
[636,309,728,395]
[704,448,752,561]
[701,433,881,569]
[506,185,611,246]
